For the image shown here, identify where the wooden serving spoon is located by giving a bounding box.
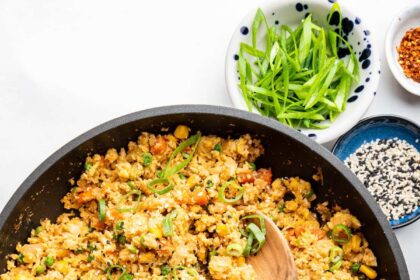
[247,213,298,280]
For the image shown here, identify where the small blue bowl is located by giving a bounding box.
[332,115,420,229]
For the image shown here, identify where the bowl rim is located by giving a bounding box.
[385,3,420,96]
[0,105,409,278]
[225,0,380,144]
[331,114,420,229]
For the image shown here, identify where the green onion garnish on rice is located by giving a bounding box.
[117,190,142,213]
[226,243,244,257]
[329,245,343,271]
[172,266,200,280]
[162,211,177,237]
[218,181,244,204]
[241,215,267,256]
[98,198,106,222]
[147,133,201,195]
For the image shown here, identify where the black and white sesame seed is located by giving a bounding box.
[344,138,420,221]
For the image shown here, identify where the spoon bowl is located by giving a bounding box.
[247,213,297,280]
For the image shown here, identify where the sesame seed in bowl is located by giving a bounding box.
[332,115,420,229]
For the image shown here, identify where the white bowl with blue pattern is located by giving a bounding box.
[225,0,380,144]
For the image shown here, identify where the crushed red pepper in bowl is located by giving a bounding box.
[397,27,420,83]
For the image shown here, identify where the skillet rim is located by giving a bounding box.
[0,104,409,278]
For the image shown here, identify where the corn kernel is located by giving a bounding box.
[359,264,377,279]
[166,134,177,143]
[351,235,362,252]
[174,125,190,139]
[236,139,247,155]
[54,260,70,274]
[14,274,32,280]
[117,162,131,179]
[236,256,246,266]
[55,249,70,258]
[186,174,200,188]
[149,227,163,239]
[285,200,298,212]
[139,252,155,263]
[197,249,206,262]
[216,224,228,237]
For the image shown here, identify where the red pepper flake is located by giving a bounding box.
[397,27,420,83]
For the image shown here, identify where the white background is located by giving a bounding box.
[0,0,419,278]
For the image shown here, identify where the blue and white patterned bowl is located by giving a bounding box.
[332,115,420,229]
[225,0,380,144]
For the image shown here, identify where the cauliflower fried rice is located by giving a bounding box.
[1,126,378,280]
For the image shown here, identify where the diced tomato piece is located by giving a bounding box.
[295,226,305,236]
[110,208,123,220]
[151,137,167,155]
[76,188,95,204]
[237,171,255,184]
[256,168,272,184]
[192,189,208,206]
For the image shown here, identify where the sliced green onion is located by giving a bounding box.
[209,249,217,258]
[172,266,199,280]
[237,3,359,129]
[142,153,153,167]
[279,203,285,213]
[147,178,174,195]
[206,180,214,188]
[242,215,266,235]
[87,242,96,251]
[164,133,201,178]
[36,264,46,275]
[241,215,267,257]
[305,189,314,199]
[106,265,134,280]
[329,246,343,264]
[156,170,164,178]
[161,264,171,276]
[34,226,43,236]
[329,259,342,272]
[245,223,266,255]
[127,181,135,189]
[248,162,256,171]
[162,212,177,237]
[84,162,93,171]
[116,234,126,245]
[98,199,106,222]
[117,190,142,213]
[182,152,189,159]
[44,256,54,267]
[331,224,352,244]
[218,181,244,204]
[105,265,126,280]
[87,255,94,262]
[115,221,124,231]
[213,143,222,152]
[243,232,255,257]
[127,245,138,254]
[350,262,361,273]
[147,133,201,196]
[118,273,134,280]
[226,243,243,257]
[17,253,24,264]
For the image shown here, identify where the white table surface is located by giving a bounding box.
[0,0,419,277]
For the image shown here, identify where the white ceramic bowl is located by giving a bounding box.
[225,0,380,144]
[385,4,420,96]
